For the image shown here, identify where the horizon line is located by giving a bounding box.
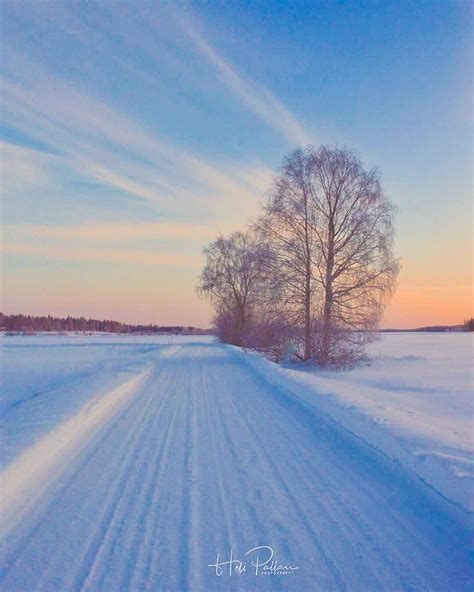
[1,311,471,333]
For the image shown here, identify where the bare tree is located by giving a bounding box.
[258,146,398,365]
[307,146,398,365]
[256,148,320,360]
[197,230,270,346]
[199,146,398,366]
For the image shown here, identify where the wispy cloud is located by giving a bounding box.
[0,141,58,194]
[1,50,273,224]
[177,13,312,146]
[2,221,222,242]
[2,242,201,267]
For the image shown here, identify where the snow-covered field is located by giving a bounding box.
[0,333,472,591]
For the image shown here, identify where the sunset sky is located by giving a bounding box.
[1,1,472,328]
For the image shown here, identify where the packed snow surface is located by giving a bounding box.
[0,333,471,591]
[244,332,473,513]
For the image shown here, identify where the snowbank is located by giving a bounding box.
[233,333,473,514]
[0,363,154,536]
[0,335,197,467]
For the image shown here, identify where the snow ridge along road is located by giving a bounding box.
[0,341,471,591]
[0,362,154,536]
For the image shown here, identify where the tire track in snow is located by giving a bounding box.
[201,364,271,589]
[127,372,185,592]
[72,368,178,592]
[207,366,287,592]
[212,365,348,592]
[220,370,400,589]
[68,346,183,591]
[134,350,221,592]
[181,360,207,592]
[48,380,163,590]
[193,350,434,588]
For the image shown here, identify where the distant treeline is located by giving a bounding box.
[382,319,473,333]
[0,313,211,335]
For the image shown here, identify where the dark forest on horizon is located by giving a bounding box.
[0,313,211,335]
[1,313,471,335]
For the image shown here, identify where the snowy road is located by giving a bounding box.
[1,342,471,591]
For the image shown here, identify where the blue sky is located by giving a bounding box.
[1,1,472,326]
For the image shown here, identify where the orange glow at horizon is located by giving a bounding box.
[2,226,472,330]
[383,283,473,329]
[2,264,472,330]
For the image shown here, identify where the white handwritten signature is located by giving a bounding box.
[208,546,299,577]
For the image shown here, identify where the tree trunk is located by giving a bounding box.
[321,234,334,365]
[304,270,312,360]
[321,281,332,364]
